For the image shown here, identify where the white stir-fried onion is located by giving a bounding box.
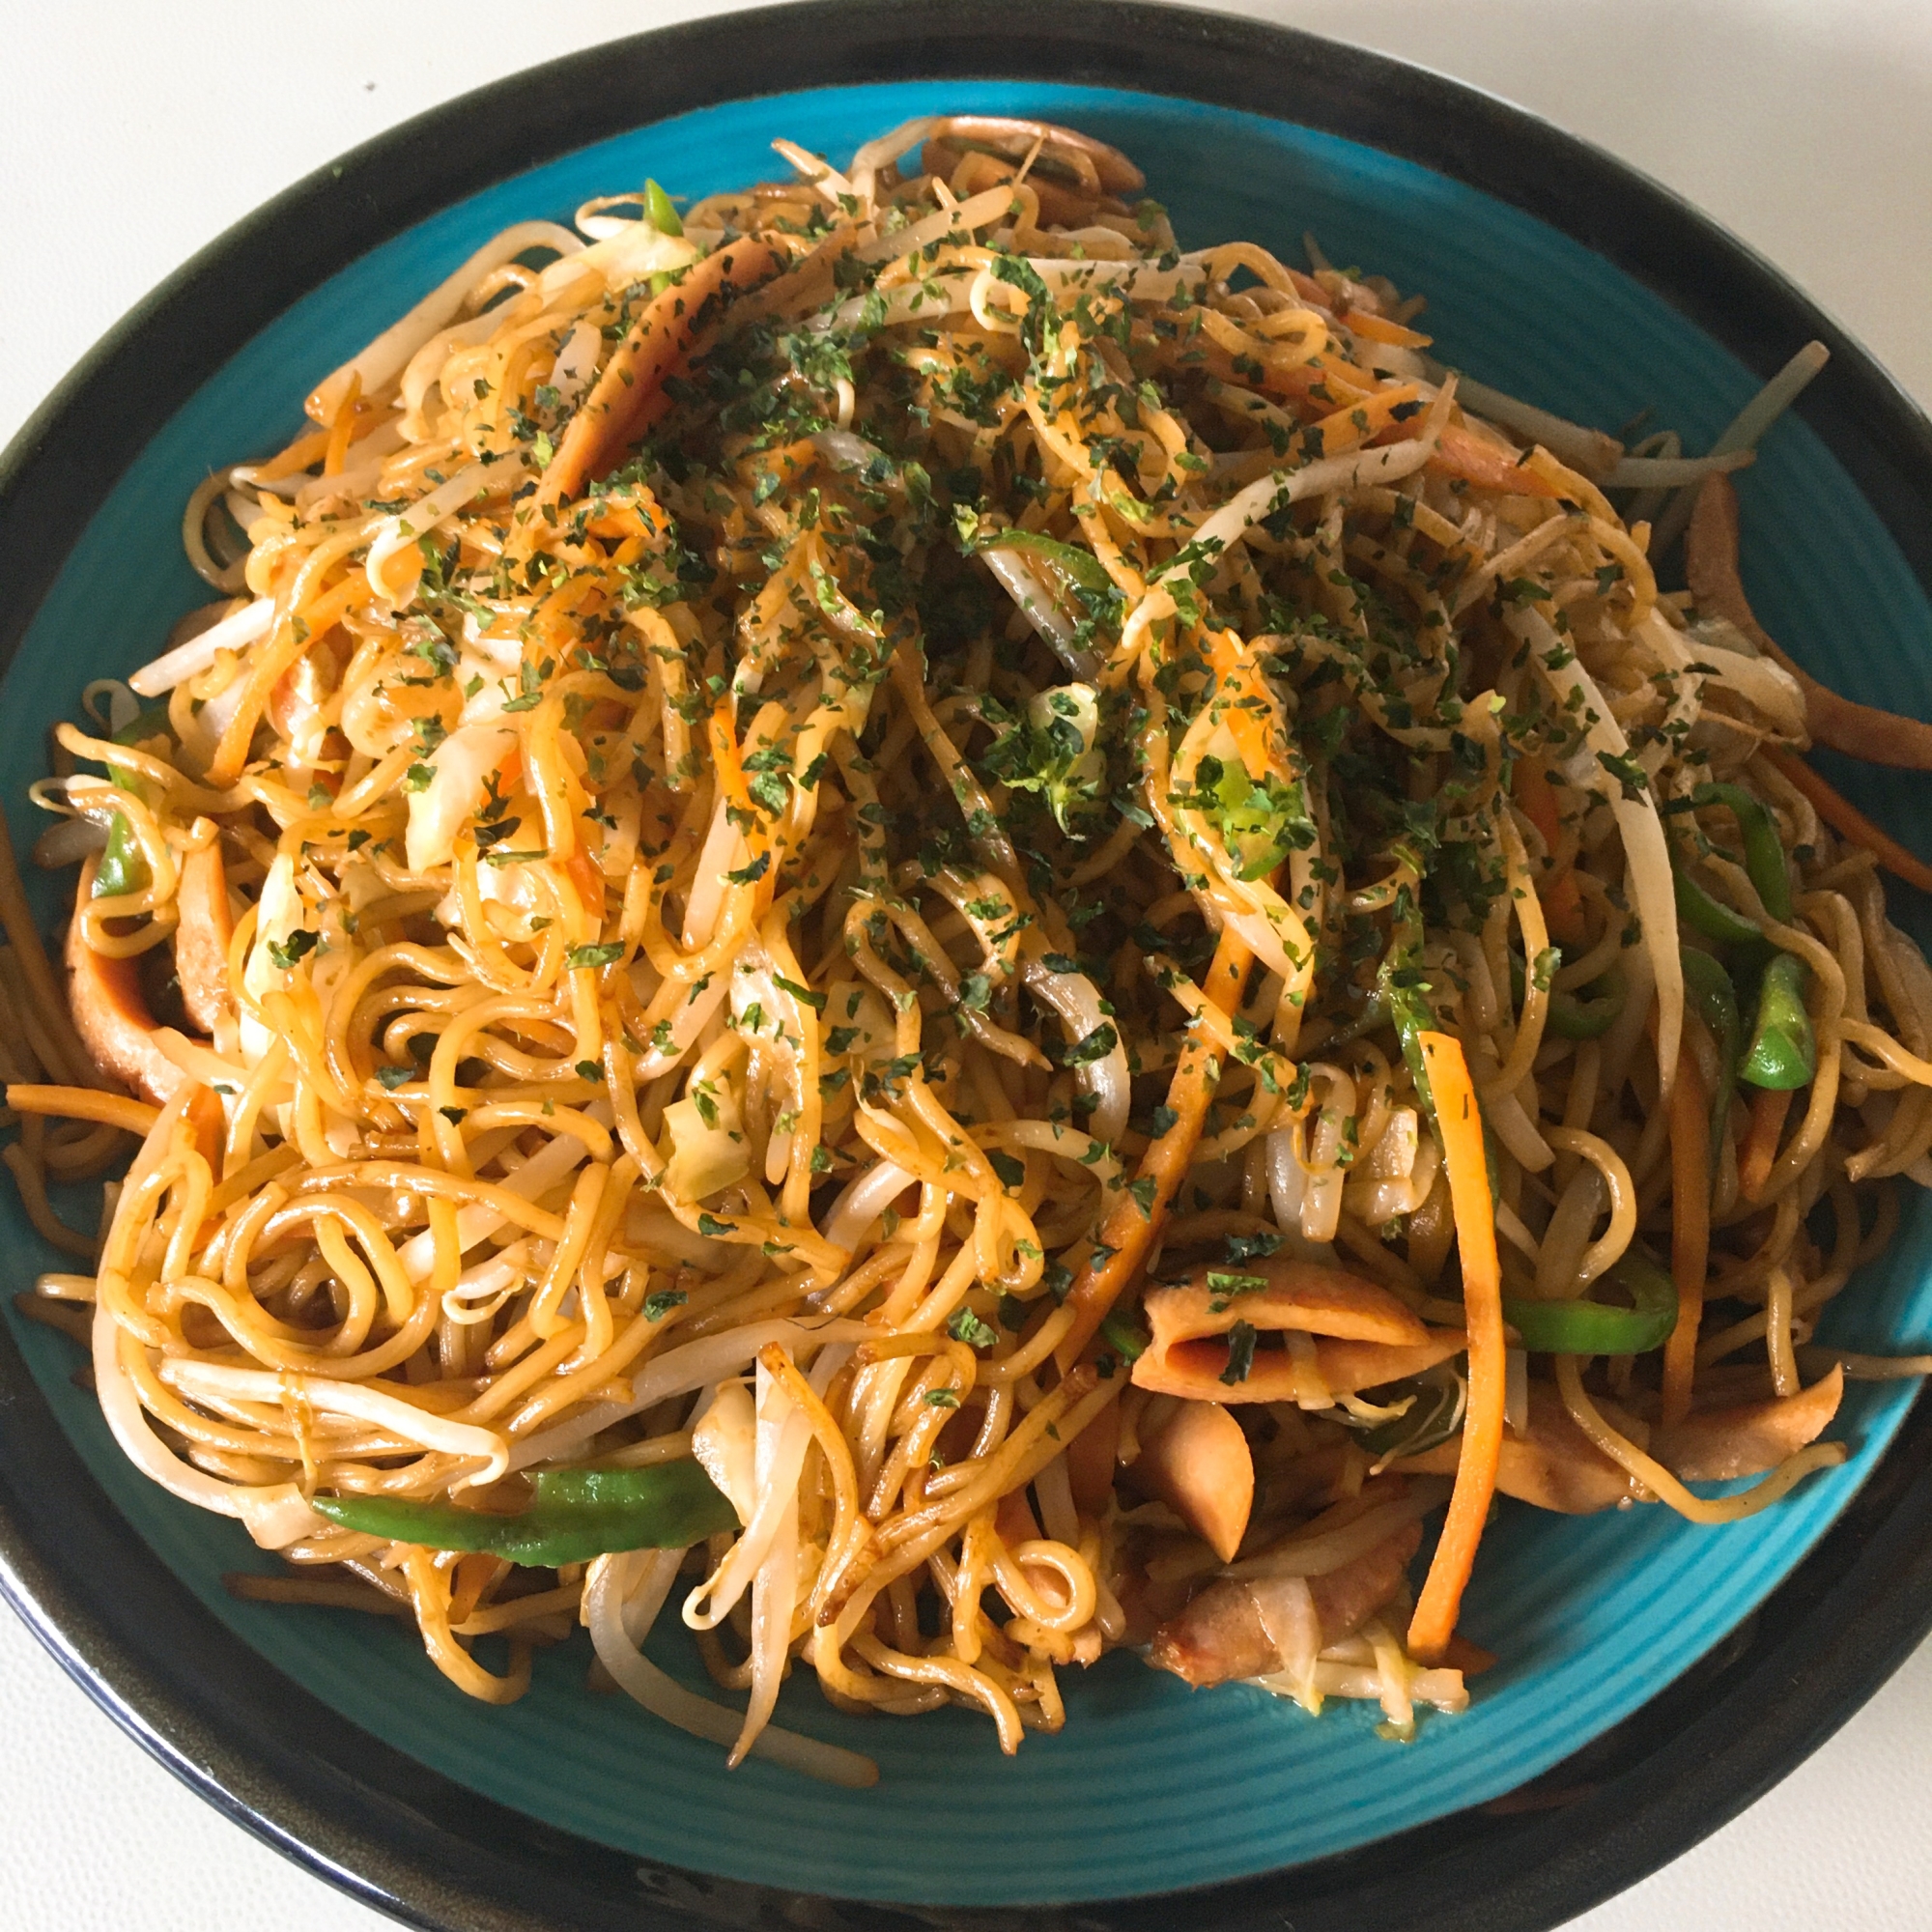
[9,113,1932,1776]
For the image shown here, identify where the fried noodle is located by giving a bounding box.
[10,111,1931,1776]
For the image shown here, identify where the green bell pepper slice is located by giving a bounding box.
[1353,1360,1466,1458]
[1099,1311,1150,1363]
[92,811,152,899]
[1679,945,1742,1175]
[1672,863,1764,950]
[1501,1247,1679,1356]
[1507,951,1624,1040]
[1547,986,1621,1040]
[309,1460,738,1568]
[1688,781,1793,924]
[1740,951,1816,1090]
[642,178,683,237]
[959,526,1115,595]
[104,700,174,802]
[1549,965,1626,1040]
[1311,990,1386,1057]
[1669,780,1795,964]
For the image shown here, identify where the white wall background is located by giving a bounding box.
[0,3,1928,1925]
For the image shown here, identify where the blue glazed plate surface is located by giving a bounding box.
[6,77,1930,1908]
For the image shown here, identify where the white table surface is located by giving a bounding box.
[2,1,1929,1924]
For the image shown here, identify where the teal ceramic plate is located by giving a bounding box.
[4,6,1932,1928]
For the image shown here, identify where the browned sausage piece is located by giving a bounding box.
[1148,1520,1423,1688]
[1688,475,1932,769]
[1063,1395,1121,1517]
[1131,1401,1254,1563]
[1651,1365,1842,1479]
[1134,1259,1430,1404]
[174,839,235,1037]
[1397,1370,1844,1511]
[66,861,186,1106]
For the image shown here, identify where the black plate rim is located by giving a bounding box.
[3,6,1932,1929]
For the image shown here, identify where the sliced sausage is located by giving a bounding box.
[1131,1400,1254,1562]
[1148,1520,1423,1689]
[66,862,185,1105]
[174,839,235,1036]
[1134,1259,1430,1404]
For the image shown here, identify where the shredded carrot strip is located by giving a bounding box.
[1309,382,1421,456]
[742,439,821,497]
[1429,424,1562,499]
[250,404,381,484]
[249,427,333,485]
[1763,747,1932,894]
[1055,929,1250,1370]
[1406,1031,1505,1663]
[5,1084,158,1137]
[1285,266,1332,307]
[1511,756,1585,944]
[707,700,758,841]
[323,372,362,477]
[724,224,863,336]
[1340,308,1432,349]
[1251,351,1378,412]
[1662,1045,1710,1428]
[1208,629,1286,782]
[448,1551,508,1626]
[1738,1084,1794,1205]
[535,239,787,516]
[564,847,607,922]
[580,488,667,547]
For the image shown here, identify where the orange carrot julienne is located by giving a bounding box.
[724,222,863,334]
[1339,308,1433,349]
[1738,1084,1794,1205]
[1512,757,1586,945]
[250,425,334,484]
[708,699,753,819]
[448,1550,507,1627]
[1308,382,1422,457]
[249,405,384,485]
[564,847,607,923]
[1407,1031,1505,1664]
[579,485,668,548]
[1512,755,1562,846]
[1248,351,1378,412]
[743,438,821,499]
[323,371,361,476]
[1661,1045,1711,1429]
[1055,928,1251,1371]
[1285,266,1332,308]
[184,1084,226,1170]
[1208,629,1286,783]
[1543,876,1586,948]
[534,238,786,517]
[707,699,781,913]
[1430,424,1562,499]
[1762,747,1932,895]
